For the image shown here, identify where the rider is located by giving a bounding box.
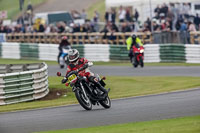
[63,49,108,97]
[58,36,71,63]
[126,34,143,62]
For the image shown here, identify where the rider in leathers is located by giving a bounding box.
[63,49,108,97]
[126,34,143,62]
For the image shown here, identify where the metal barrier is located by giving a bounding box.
[0,63,49,105]
[6,32,152,45]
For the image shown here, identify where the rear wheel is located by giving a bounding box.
[99,96,111,109]
[75,89,92,110]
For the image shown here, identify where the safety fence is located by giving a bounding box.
[6,32,152,45]
[4,32,200,44]
[0,63,49,105]
[0,42,200,63]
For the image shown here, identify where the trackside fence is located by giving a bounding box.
[0,43,200,63]
[0,63,49,105]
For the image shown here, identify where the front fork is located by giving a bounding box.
[80,82,89,101]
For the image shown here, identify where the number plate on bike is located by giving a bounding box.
[68,74,77,82]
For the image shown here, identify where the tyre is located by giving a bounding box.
[140,56,144,68]
[75,89,92,110]
[60,65,64,69]
[99,96,111,109]
[133,57,138,68]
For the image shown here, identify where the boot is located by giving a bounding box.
[95,82,108,97]
[89,76,108,97]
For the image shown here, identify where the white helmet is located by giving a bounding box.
[68,49,79,63]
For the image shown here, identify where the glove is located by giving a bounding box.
[83,63,88,69]
[62,77,68,84]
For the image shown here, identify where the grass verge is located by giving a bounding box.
[37,115,200,133]
[0,76,200,113]
[1,58,200,66]
[86,0,105,22]
[0,0,46,19]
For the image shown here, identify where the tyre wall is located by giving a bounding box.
[0,43,199,63]
[0,63,49,105]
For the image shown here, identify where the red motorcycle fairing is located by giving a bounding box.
[132,45,144,61]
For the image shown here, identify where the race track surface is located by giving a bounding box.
[48,65,200,77]
[0,89,200,133]
[0,65,200,133]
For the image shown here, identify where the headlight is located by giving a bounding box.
[140,49,144,53]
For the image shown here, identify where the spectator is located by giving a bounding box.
[39,23,45,32]
[111,8,116,23]
[188,21,196,32]
[121,22,132,32]
[194,14,200,30]
[141,22,150,32]
[145,17,151,31]
[118,6,126,22]
[125,7,131,22]
[81,9,87,20]
[160,3,168,17]
[187,21,196,43]
[93,10,100,22]
[134,9,139,21]
[105,10,109,23]
[179,20,188,43]
[27,1,33,12]
[152,19,160,31]
[105,9,115,23]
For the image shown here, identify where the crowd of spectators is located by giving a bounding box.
[0,2,200,35]
[147,3,200,33]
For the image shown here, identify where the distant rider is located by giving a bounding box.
[126,34,143,62]
[63,49,109,97]
[58,36,71,63]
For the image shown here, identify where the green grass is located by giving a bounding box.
[37,115,200,133]
[86,0,105,22]
[0,76,200,113]
[1,58,200,66]
[0,0,46,19]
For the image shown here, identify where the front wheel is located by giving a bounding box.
[99,96,111,109]
[139,56,144,68]
[132,56,138,68]
[75,89,92,110]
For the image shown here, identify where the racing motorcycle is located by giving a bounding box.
[59,46,71,69]
[132,45,144,68]
[57,65,111,110]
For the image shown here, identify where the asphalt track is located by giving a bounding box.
[0,65,200,133]
[48,65,200,77]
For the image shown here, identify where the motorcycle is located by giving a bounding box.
[57,66,111,110]
[132,45,144,68]
[59,46,71,69]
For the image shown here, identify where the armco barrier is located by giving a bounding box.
[0,63,49,105]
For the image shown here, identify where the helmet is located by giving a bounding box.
[132,34,137,41]
[68,49,79,63]
[61,36,68,40]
